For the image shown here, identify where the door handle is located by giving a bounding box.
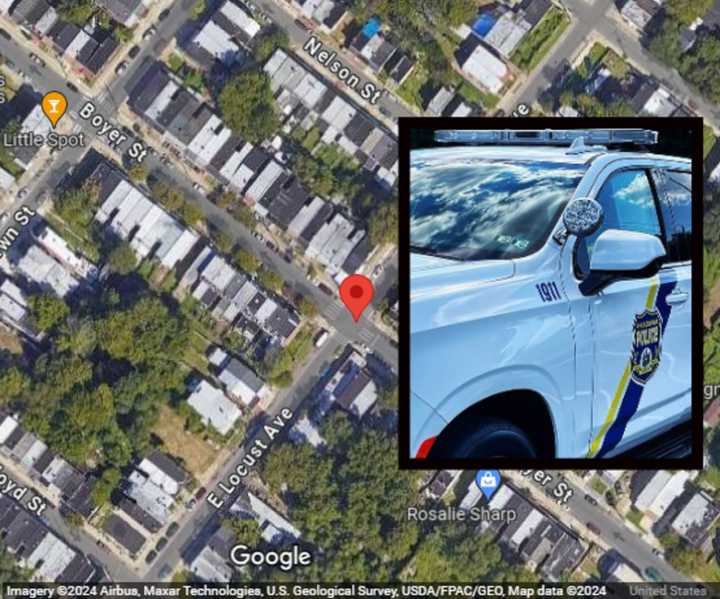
[666,291,688,305]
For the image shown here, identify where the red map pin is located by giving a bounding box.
[339,274,374,322]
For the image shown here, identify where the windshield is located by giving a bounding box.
[410,156,587,260]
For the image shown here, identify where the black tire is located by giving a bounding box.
[429,417,538,458]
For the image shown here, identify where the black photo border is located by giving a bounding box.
[398,116,704,471]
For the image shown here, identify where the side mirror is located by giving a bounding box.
[562,197,604,237]
[590,229,666,272]
[580,229,666,296]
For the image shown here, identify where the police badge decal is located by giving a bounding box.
[630,308,663,385]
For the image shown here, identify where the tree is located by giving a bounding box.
[97,296,187,365]
[0,367,29,403]
[191,0,206,19]
[55,317,97,357]
[91,467,121,508]
[178,200,204,226]
[212,230,234,254]
[298,297,317,318]
[379,386,398,410]
[665,0,713,25]
[222,517,263,546]
[127,163,148,183]
[253,27,289,63]
[233,248,261,273]
[0,548,31,584]
[29,294,69,331]
[257,267,284,293]
[431,0,476,28]
[57,0,95,25]
[269,370,292,388]
[368,202,398,246]
[113,24,134,44]
[108,241,137,275]
[54,182,100,229]
[65,512,84,528]
[218,72,279,143]
[216,191,236,210]
[232,203,256,230]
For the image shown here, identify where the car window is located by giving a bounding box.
[410,154,585,260]
[657,170,692,263]
[575,170,662,276]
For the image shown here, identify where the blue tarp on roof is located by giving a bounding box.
[472,13,496,38]
[362,17,381,39]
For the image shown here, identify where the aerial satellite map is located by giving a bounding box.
[0,0,716,594]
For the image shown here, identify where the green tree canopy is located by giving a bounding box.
[108,241,138,275]
[29,293,69,332]
[218,72,279,143]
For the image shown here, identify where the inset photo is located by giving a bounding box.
[398,117,703,469]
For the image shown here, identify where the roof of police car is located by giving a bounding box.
[410,145,689,166]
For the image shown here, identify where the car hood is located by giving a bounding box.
[410,253,515,300]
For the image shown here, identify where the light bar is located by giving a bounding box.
[434,129,658,146]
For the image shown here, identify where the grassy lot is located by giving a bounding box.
[396,65,428,109]
[511,7,570,72]
[152,405,217,477]
[626,506,645,531]
[590,475,607,495]
[576,42,608,79]
[704,124,716,159]
[183,330,212,377]
[458,80,499,109]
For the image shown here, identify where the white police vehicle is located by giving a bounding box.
[410,129,692,459]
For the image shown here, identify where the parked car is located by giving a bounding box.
[143,26,157,40]
[318,283,333,296]
[586,522,601,535]
[115,61,128,75]
[155,537,168,551]
[195,486,207,500]
[166,522,179,537]
[409,128,692,459]
[314,330,329,348]
[66,81,79,92]
[158,9,171,21]
[145,550,157,564]
[583,493,598,506]
[0,213,8,224]
[0,28,12,41]
[128,45,141,59]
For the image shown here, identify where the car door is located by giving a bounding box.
[649,168,692,408]
[574,168,681,457]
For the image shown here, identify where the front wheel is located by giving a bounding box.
[429,417,538,458]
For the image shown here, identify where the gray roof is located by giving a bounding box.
[146,450,188,485]
[97,0,143,24]
[224,357,264,393]
[103,513,146,555]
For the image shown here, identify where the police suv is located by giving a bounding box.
[410,129,692,459]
